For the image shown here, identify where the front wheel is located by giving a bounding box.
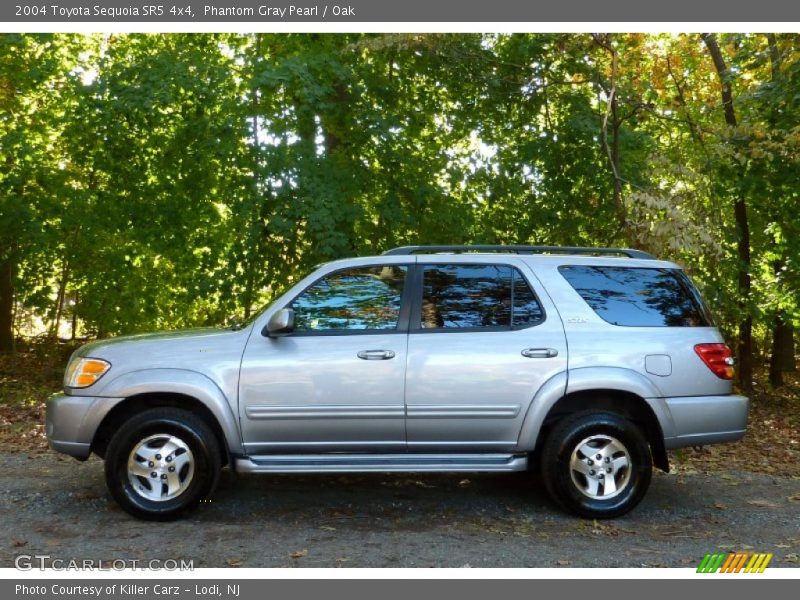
[540,411,652,519]
[104,407,221,521]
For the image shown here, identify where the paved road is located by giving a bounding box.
[1,453,798,568]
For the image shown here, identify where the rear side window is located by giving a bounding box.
[558,266,712,327]
[420,264,544,330]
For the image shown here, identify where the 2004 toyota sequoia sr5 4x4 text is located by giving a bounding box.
[46,245,748,520]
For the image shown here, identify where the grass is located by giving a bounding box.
[1,339,798,476]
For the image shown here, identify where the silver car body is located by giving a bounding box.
[46,252,749,473]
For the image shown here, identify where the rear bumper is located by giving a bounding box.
[45,393,124,460]
[663,394,749,449]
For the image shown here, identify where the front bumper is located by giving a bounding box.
[45,393,124,460]
[663,394,749,449]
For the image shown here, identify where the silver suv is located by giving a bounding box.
[46,245,748,520]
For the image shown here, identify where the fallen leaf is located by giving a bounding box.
[787,494,800,502]
[556,560,571,566]
[747,499,780,508]
[75,491,100,501]
[458,479,471,487]
[290,549,308,559]
[713,502,727,510]
[12,539,27,547]
[225,558,242,567]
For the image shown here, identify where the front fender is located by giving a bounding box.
[516,367,676,450]
[95,368,243,455]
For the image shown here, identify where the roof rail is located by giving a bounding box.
[383,245,656,259]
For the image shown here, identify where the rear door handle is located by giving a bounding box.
[521,348,559,358]
[357,350,396,360]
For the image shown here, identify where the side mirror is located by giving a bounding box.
[262,308,295,337]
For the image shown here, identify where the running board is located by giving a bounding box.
[235,453,528,474]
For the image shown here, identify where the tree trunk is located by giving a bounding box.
[50,257,70,339]
[593,34,627,238]
[0,257,14,353]
[766,33,781,80]
[702,33,754,389]
[778,324,795,372]
[71,291,78,340]
[764,33,795,386]
[242,32,264,321]
[319,77,358,255]
[769,310,795,386]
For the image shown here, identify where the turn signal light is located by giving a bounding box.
[65,358,111,388]
[694,343,735,380]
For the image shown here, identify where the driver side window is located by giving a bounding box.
[291,265,408,332]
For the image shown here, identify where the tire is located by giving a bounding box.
[104,407,221,521]
[540,410,652,519]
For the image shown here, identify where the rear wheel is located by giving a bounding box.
[104,407,221,520]
[540,410,652,518]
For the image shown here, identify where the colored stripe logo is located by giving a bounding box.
[697,552,773,573]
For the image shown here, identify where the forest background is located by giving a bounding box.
[1,33,798,395]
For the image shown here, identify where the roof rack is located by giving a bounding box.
[383,245,656,259]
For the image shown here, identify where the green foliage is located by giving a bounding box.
[0,33,798,365]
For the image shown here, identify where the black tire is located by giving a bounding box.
[540,410,652,519]
[104,407,221,521]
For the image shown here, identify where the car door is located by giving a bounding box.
[404,259,567,451]
[238,262,412,454]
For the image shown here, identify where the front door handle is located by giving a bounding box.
[521,347,559,358]
[357,349,396,360]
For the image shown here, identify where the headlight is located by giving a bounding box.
[65,357,111,388]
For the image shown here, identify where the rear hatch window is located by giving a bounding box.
[558,266,713,327]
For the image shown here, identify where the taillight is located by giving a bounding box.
[694,343,735,380]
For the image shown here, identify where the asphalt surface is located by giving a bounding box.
[1,452,799,568]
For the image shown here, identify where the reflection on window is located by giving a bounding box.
[558,266,711,327]
[292,266,407,332]
[513,272,544,326]
[421,265,543,329]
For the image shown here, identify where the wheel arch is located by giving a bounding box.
[92,392,233,465]
[518,368,672,472]
[89,369,242,462]
[541,390,669,472]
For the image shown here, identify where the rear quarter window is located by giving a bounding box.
[558,265,713,327]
